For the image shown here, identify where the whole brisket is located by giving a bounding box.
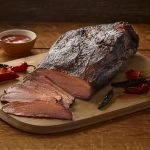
[38,21,139,98]
[1,22,139,120]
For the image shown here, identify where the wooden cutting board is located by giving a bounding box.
[0,53,150,134]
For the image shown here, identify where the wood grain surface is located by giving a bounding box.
[0,0,150,23]
[0,22,150,150]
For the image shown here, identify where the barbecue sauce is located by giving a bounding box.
[1,35,31,43]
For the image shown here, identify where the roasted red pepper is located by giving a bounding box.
[11,62,36,72]
[126,69,141,80]
[0,67,8,74]
[0,68,19,82]
[0,61,35,82]
[124,83,149,94]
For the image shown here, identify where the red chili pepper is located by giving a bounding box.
[0,61,35,82]
[124,83,149,94]
[0,67,9,74]
[0,70,19,82]
[126,69,141,80]
[11,62,36,72]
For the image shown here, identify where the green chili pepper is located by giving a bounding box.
[98,89,114,109]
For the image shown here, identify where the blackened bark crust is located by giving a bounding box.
[39,22,139,88]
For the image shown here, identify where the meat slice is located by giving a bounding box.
[1,82,62,103]
[2,100,72,120]
[38,22,139,98]
[24,75,75,107]
[3,83,61,100]
[1,92,58,103]
[1,75,74,108]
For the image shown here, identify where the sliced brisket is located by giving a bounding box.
[2,100,72,120]
[2,75,74,109]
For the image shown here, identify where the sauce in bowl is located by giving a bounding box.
[1,35,31,44]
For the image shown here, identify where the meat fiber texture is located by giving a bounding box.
[1,22,139,120]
